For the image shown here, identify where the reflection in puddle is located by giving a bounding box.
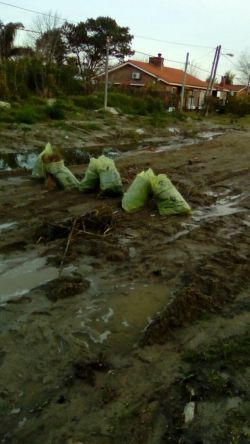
[73,283,170,351]
[0,131,225,171]
[0,221,17,233]
[192,194,246,221]
[0,253,58,303]
[197,131,223,140]
[161,193,248,245]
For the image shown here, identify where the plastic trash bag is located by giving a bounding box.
[44,160,80,191]
[79,157,99,192]
[32,142,53,178]
[96,155,123,194]
[79,155,122,194]
[151,174,191,215]
[122,168,154,212]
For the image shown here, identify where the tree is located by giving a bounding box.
[221,71,235,85]
[187,60,201,78]
[0,21,32,60]
[36,28,67,64]
[62,16,134,80]
[237,49,250,84]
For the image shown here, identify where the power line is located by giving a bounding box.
[1,25,221,73]
[134,34,216,50]
[1,1,235,54]
[0,1,70,22]
[221,54,238,70]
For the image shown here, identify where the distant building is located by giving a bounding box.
[99,53,208,109]
[214,77,250,103]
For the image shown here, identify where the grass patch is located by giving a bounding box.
[184,331,250,367]
[80,122,101,131]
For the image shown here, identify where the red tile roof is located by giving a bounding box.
[126,60,207,89]
[215,83,247,92]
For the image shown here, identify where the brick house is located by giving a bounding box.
[214,77,250,104]
[101,53,208,109]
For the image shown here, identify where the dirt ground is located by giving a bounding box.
[0,122,250,443]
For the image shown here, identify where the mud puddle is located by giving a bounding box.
[192,193,247,221]
[164,192,248,244]
[0,149,90,171]
[71,282,171,353]
[197,130,223,140]
[123,131,224,157]
[0,221,17,233]
[0,131,225,171]
[0,252,60,303]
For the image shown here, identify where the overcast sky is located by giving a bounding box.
[1,0,249,81]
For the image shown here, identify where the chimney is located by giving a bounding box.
[220,76,225,86]
[149,53,164,68]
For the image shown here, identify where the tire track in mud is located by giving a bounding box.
[140,244,250,346]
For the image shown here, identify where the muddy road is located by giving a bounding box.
[0,128,250,443]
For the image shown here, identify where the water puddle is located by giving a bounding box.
[192,194,246,221]
[0,221,17,233]
[197,131,223,140]
[0,253,59,303]
[73,282,170,352]
[161,193,248,245]
[0,131,225,171]
[0,149,90,172]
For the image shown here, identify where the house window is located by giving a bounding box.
[132,71,141,80]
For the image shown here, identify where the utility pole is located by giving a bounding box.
[205,46,219,98]
[209,45,221,94]
[180,52,189,111]
[204,45,221,115]
[104,36,110,110]
[247,74,250,95]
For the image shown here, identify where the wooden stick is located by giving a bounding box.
[58,217,78,276]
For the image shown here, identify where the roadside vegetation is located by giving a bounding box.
[1,18,250,128]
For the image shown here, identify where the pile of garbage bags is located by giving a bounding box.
[122,168,191,215]
[32,143,123,194]
[32,143,191,216]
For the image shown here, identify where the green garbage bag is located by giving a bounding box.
[32,142,53,178]
[122,168,155,212]
[96,155,123,194]
[79,157,99,192]
[44,160,80,191]
[151,174,191,215]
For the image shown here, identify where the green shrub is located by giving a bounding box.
[0,108,14,123]
[14,106,40,124]
[81,122,101,131]
[45,101,65,120]
[27,96,47,106]
[70,94,103,109]
[226,96,250,117]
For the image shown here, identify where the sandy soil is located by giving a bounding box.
[0,125,250,443]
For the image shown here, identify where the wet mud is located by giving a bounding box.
[0,127,250,443]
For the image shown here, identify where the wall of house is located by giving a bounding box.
[185,89,206,109]
[106,64,206,110]
[108,65,173,90]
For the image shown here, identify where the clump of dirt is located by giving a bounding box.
[39,276,90,302]
[73,354,110,386]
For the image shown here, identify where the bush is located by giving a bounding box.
[225,96,250,117]
[70,94,103,109]
[45,101,66,120]
[0,108,14,123]
[14,106,40,124]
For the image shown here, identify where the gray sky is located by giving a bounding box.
[1,0,249,81]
